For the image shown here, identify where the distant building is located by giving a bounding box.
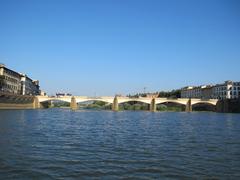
[181,81,240,99]
[201,86,213,99]
[0,64,40,95]
[181,85,213,99]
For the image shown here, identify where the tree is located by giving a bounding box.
[157,89,181,98]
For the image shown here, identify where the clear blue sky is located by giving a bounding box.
[0,0,239,96]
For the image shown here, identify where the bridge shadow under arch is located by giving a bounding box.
[119,101,150,111]
[192,102,216,112]
[40,99,70,108]
[77,100,112,110]
[156,102,186,111]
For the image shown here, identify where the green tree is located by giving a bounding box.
[93,101,107,106]
[133,104,142,110]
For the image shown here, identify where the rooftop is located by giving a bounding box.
[0,63,6,67]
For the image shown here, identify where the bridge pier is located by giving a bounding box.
[112,96,119,111]
[70,96,77,110]
[150,98,156,112]
[185,98,192,112]
[33,96,41,109]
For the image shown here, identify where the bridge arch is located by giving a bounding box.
[156,101,186,111]
[191,101,217,106]
[38,99,71,108]
[76,99,113,104]
[118,100,150,111]
[39,98,71,103]
[192,102,216,111]
[156,100,187,106]
[118,99,151,105]
[75,99,112,110]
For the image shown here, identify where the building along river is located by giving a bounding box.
[0,109,240,179]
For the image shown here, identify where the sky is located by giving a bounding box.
[0,0,240,96]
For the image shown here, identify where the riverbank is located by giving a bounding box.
[216,99,240,113]
[0,93,35,109]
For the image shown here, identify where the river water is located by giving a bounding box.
[0,109,240,179]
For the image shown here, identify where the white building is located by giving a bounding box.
[212,81,240,99]
[181,81,240,100]
[181,85,213,99]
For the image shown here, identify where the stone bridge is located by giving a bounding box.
[35,96,218,112]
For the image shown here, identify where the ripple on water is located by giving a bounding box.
[0,109,240,179]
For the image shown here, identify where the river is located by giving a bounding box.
[0,109,240,179]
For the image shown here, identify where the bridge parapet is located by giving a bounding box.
[75,96,114,104]
[36,96,72,103]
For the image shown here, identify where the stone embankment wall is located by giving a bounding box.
[0,93,35,109]
[216,99,240,113]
